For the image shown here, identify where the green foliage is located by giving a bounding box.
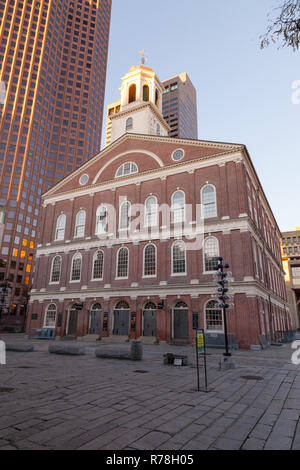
[261,0,300,51]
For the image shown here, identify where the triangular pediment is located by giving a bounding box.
[43,133,244,200]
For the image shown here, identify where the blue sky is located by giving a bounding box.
[102,0,300,232]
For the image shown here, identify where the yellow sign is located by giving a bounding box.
[197,329,205,353]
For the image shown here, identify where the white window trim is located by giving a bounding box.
[171,190,186,224]
[203,236,219,274]
[95,205,108,235]
[43,303,57,329]
[115,246,129,280]
[171,240,187,276]
[49,255,62,284]
[115,162,138,179]
[204,301,224,334]
[74,210,86,238]
[119,200,131,231]
[70,253,82,283]
[144,196,158,228]
[143,243,157,278]
[201,184,218,219]
[92,250,104,281]
[55,214,66,242]
[171,148,185,162]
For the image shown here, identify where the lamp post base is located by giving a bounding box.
[219,355,235,370]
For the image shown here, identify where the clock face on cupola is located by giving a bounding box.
[109,60,170,144]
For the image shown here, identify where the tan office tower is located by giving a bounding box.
[281,228,300,329]
[0,0,111,331]
[162,73,198,139]
[104,71,198,148]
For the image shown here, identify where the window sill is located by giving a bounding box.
[171,273,187,277]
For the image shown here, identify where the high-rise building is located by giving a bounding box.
[161,73,198,139]
[104,99,121,148]
[0,0,111,330]
[104,71,197,148]
[281,227,300,329]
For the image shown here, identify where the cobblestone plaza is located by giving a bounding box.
[0,335,299,451]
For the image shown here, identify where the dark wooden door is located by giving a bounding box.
[113,310,129,335]
[90,311,101,334]
[173,309,189,339]
[68,309,78,336]
[143,310,156,337]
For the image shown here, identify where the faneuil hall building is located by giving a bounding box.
[26,63,292,349]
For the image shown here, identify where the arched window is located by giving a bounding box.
[172,241,186,274]
[93,250,104,279]
[126,117,133,131]
[203,237,219,272]
[95,205,107,234]
[174,301,188,309]
[205,300,223,332]
[143,84,149,101]
[156,123,160,135]
[115,300,129,309]
[155,89,159,107]
[91,302,101,311]
[55,214,66,241]
[145,196,158,227]
[201,185,217,218]
[75,210,86,237]
[128,83,136,103]
[144,301,156,310]
[119,201,131,230]
[44,304,57,328]
[117,247,129,278]
[144,244,156,277]
[71,252,82,281]
[171,191,185,223]
[116,162,138,178]
[50,256,62,283]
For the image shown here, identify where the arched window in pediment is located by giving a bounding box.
[116,162,138,178]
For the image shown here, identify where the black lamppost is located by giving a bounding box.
[215,257,232,357]
[0,278,11,323]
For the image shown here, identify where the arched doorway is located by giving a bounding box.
[143,301,156,337]
[89,303,101,335]
[173,301,189,340]
[113,301,130,335]
[67,304,78,337]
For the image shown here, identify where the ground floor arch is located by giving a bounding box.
[143,301,157,337]
[66,304,78,337]
[113,300,130,336]
[172,301,189,340]
[89,303,102,335]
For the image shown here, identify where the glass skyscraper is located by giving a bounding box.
[0,0,111,330]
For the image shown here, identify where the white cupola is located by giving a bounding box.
[109,63,170,143]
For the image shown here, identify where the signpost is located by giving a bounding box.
[195,329,208,392]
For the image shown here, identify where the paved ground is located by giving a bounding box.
[0,334,299,451]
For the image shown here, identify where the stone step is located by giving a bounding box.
[78,334,100,342]
[140,336,157,345]
[100,335,130,344]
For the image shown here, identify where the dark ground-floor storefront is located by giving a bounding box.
[26,293,292,349]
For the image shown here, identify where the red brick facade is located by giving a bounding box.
[26,134,291,348]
